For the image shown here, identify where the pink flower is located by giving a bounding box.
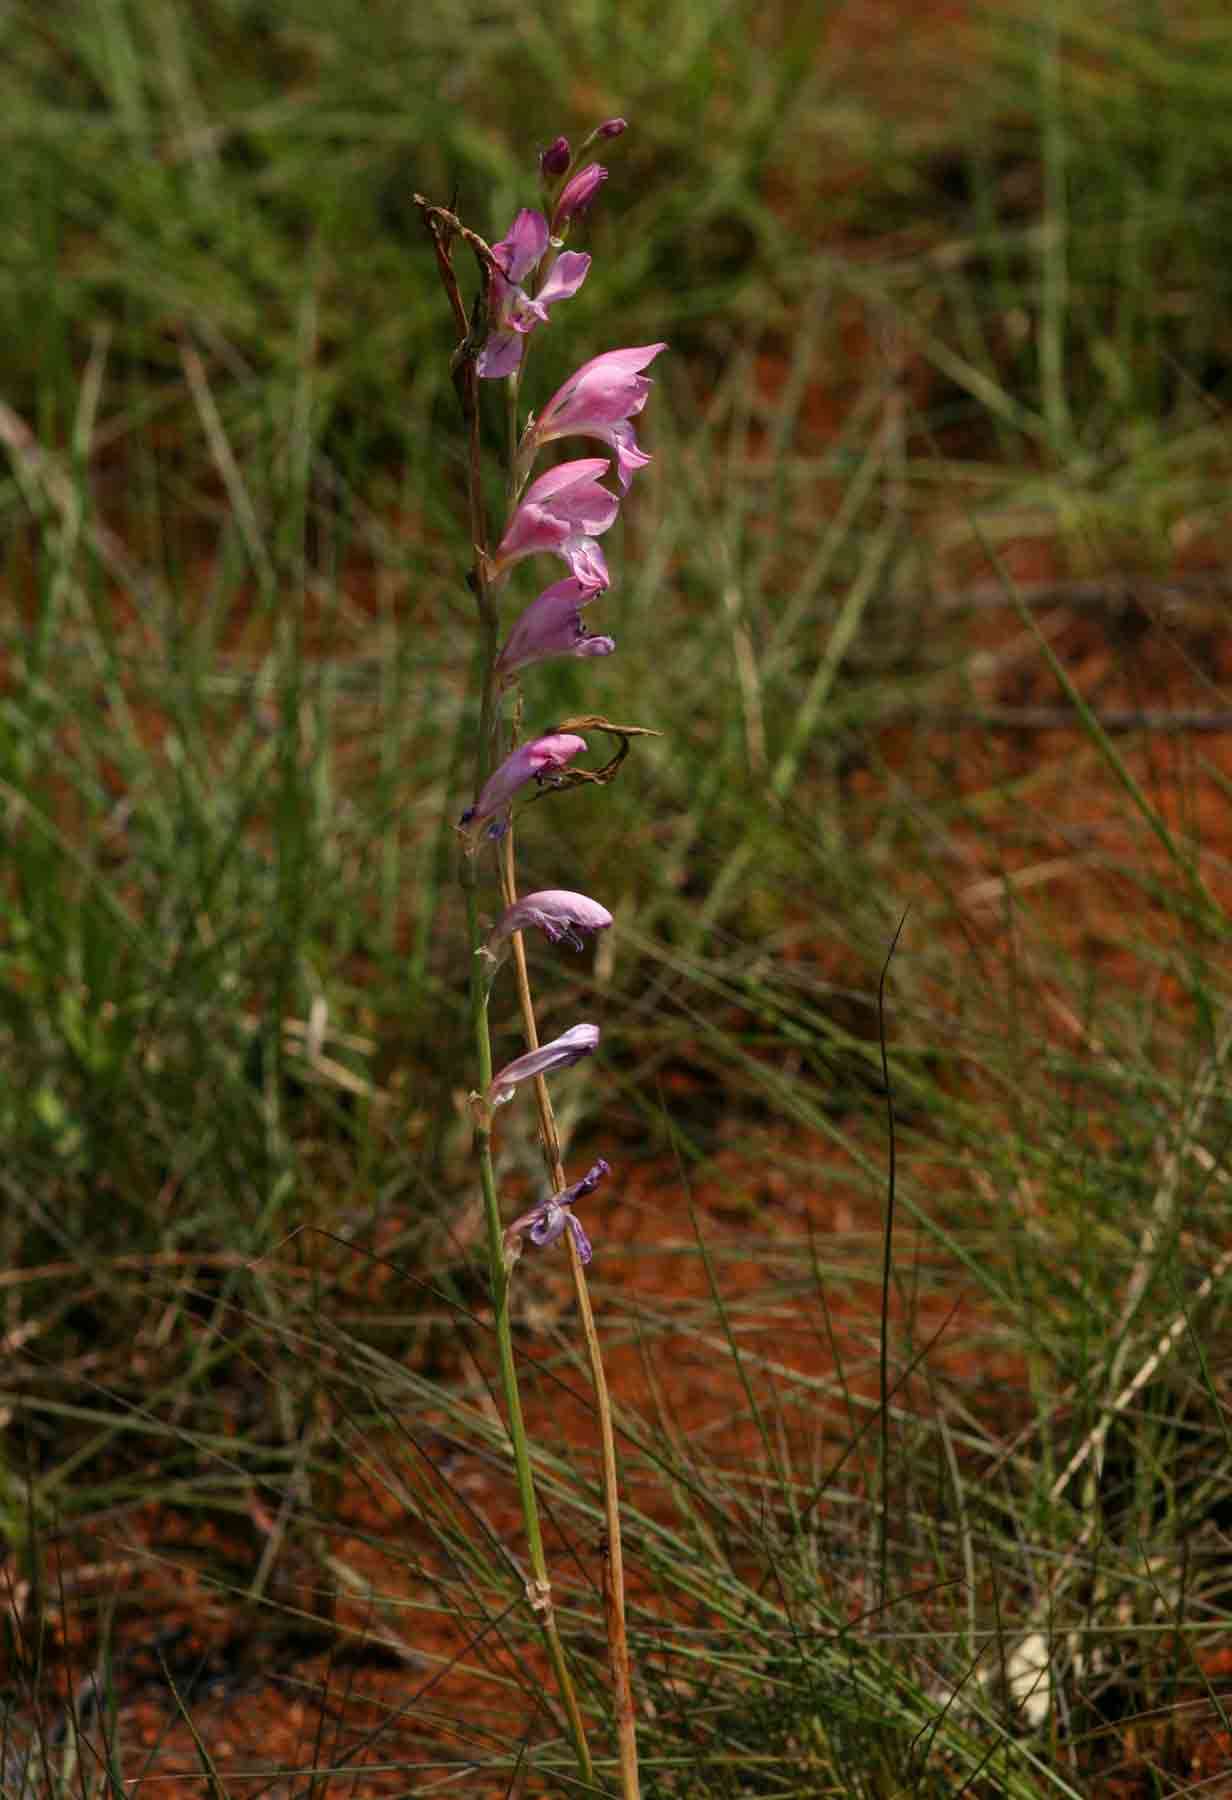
[459,733,587,840]
[594,118,627,140]
[503,1159,610,1266]
[523,344,668,491]
[477,209,590,380]
[489,889,613,953]
[495,577,614,682]
[491,459,618,590]
[552,163,607,231]
[487,1024,600,1109]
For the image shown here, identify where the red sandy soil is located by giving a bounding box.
[11,491,1232,1800]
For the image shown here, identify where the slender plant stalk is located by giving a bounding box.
[499,829,641,1799]
[502,276,639,1795]
[465,880,595,1784]
[416,197,597,1787]
[418,140,653,1793]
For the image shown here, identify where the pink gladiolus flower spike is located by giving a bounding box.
[523,343,668,492]
[490,459,618,591]
[477,208,590,381]
[504,1159,610,1268]
[489,890,613,953]
[459,733,587,841]
[487,1023,600,1109]
[496,577,614,683]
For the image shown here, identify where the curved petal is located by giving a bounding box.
[528,346,667,488]
[460,732,587,836]
[493,209,550,285]
[489,888,613,949]
[536,251,591,308]
[487,1023,600,1108]
[476,330,526,379]
[519,458,614,506]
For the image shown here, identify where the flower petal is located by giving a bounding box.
[476,330,526,379]
[496,579,615,679]
[492,461,619,584]
[527,345,668,491]
[536,251,591,308]
[487,1023,600,1108]
[518,458,615,507]
[502,1158,610,1266]
[489,888,613,949]
[459,733,587,837]
[493,209,550,286]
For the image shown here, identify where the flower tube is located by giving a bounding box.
[487,1023,600,1109]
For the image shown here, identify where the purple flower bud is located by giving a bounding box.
[503,1159,611,1267]
[459,733,587,840]
[489,890,613,953]
[552,163,608,230]
[487,1024,600,1109]
[540,135,572,178]
[496,577,615,681]
[596,118,627,139]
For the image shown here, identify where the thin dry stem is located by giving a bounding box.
[499,828,641,1799]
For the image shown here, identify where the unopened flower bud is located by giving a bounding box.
[540,135,571,177]
[596,118,627,139]
[553,163,608,229]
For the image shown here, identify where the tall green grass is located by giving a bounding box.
[1,0,1231,1791]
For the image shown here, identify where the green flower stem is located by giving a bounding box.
[464,879,596,1786]
[498,830,641,1800]
[418,196,603,1791]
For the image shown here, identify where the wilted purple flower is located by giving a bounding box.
[522,344,668,491]
[540,135,571,178]
[503,1159,610,1267]
[552,163,607,231]
[489,889,613,953]
[459,732,587,840]
[487,1023,600,1109]
[476,209,590,380]
[491,459,618,590]
[496,577,614,682]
